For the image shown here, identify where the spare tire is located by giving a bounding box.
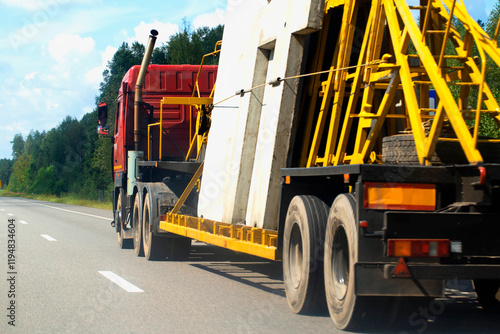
[382,134,500,165]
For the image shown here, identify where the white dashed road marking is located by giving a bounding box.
[40,234,57,241]
[19,200,110,221]
[98,271,144,292]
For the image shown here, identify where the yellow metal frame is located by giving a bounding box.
[160,213,280,260]
[155,1,500,262]
[303,0,500,167]
[185,41,222,161]
[147,97,214,160]
[171,161,204,214]
[147,41,222,161]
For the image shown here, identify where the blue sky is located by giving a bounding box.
[0,0,226,159]
[0,0,497,159]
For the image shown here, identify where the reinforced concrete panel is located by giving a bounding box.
[198,0,323,229]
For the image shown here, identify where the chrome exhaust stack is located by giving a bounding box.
[134,29,158,152]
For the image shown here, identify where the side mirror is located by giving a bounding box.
[97,125,109,135]
[97,102,109,136]
[98,102,108,126]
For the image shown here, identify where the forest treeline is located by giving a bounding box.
[0,23,223,199]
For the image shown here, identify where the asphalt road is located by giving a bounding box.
[0,197,498,333]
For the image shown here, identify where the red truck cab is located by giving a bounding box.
[113,64,217,179]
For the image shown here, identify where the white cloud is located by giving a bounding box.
[0,122,27,135]
[24,72,36,81]
[86,45,117,84]
[129,21,179,46]
[0,29,104,157]
[102,45,117,65]
[0,0,95,11]
[85,66,103,85]
[46,101,60,111]
[193,8,225,29]
[48,33,95,61]
[0,0,57,11]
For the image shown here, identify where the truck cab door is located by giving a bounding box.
[114,99,126,176]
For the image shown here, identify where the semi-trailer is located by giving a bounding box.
[99,1,500,329]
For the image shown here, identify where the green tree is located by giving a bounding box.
[32,165,63,195]
[10,133,24,160]
[160,20,223,65]
[0,158,12,188]
[485,0,500,99]
[486,1,500,43]
[8,154,31,193]
[100,41,145,97]
[41,128,65,170]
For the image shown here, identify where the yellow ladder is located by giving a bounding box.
[303,0,500,167]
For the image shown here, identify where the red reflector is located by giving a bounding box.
[393,257,412,278]
[387,239,450,258]
[478,167,486,185]
[359,220,369,228]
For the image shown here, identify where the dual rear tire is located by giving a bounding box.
[142,194,191,261]
[324,194,369,330]
[115,187,191,261]
[283,195,329,313]
[132,195,144,257]
[283,193,387,330]
[116,190,133,249]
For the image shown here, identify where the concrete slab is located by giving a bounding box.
[198,0,324,229]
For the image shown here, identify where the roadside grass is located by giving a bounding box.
[0,190,112,210]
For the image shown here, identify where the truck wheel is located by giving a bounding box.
[143,194,169,260]
[324,193,366,330]
[474,279,500,311]
[116,190,132,249]
[283,195,329,314]
[132,195,144,257]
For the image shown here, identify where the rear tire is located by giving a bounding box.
[143,194,170,260]
[116,190,132,249]
[283,195,329,314]
[324,193,367,330]
[474,279,500,312]
[132,195,144,257]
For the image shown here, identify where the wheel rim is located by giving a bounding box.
[133,199,140,246]
[289,221,303,289]
[331,226,349,301]
[144,200,150,246]
[116,195,123,244]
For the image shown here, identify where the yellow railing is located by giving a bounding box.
[160,212,280,260]
[147,41,221,162]
[185,41,221,161]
